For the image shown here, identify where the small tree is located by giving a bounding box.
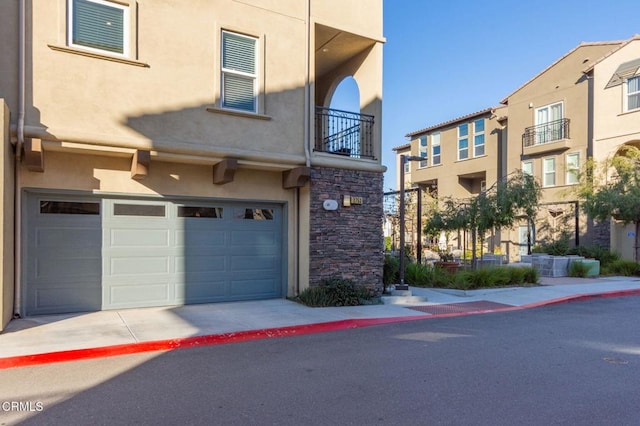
[577,146,640,261]
[424,170,541,265]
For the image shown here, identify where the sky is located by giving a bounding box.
[330,0,639,192]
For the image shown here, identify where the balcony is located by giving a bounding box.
[314,106,375,159]
[522,118,571,155]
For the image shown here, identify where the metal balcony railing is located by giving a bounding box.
[314,106,375,159]
[522,118,570,147]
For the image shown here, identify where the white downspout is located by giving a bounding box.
[14,0,26,318]
[296,0,311,296]
[303,0,311,168]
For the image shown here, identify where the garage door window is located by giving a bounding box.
[40,201,100,215]
[113,203,165,217]
[178,206,223,218]
[235,208,274,220]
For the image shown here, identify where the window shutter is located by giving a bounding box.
[72,0,125,54]
[222,32,257,112]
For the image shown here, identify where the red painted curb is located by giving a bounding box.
[1,288,639,370]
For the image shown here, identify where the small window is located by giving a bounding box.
[474,119,485,157]
[543,158,556,187]
[114,204,165,217]
[431,133,441,166]
[221,31,258,112]
[404,159,410,174]
[178,206,223,218]
[566,153,580,185]
[419,136,428,168]
[40,201,100,215]
[235,208,274,220]
[627,76,640,112]
[458,124,469,160]
[68,0,129,56]
[522,160,533,176]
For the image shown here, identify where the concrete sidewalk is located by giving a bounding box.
[1,276,640,367]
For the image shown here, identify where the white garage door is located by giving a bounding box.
[25,193,285,315]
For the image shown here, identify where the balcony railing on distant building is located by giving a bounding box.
[314,106,375,159]
[522,118,570,147]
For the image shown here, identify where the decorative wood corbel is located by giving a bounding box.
[213,158,239,185]
[24,138,44,172]
[131,150,150,179]
[282,166,311,189]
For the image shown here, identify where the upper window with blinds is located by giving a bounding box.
[68,0,129,56]
[221,31,258,113]
[626,76,640,112]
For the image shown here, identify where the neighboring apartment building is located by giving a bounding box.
[396,36,640,260]
[0,0,385,330]
[393,107,507,252]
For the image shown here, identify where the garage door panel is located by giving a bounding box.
[29,286,101,314]
[230,278,278,296]
[176,229,226,247]
[35,257,102,280]
[35,227,101,249]
[182,280,228,303]
[230,230,278,246]
[177,255,226,273]
[109,256,171,276]
[107,283,172,307]
[230,255,277,271]
[110,228,170,247]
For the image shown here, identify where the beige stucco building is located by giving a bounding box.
[395,36,640,261]
[0,0,385,330]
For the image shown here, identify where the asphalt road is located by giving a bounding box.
[2,296,640,426]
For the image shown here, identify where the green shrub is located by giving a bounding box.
[568,245,620,268]
[508,266,528,285]
[522,266,539,284]
[405,262,431,286]
[383,254,400,286]
[296,278,376,307]
[535,239,571,256]
[568,261,590,278]
[603,260,640,276]
[296,286,333,307]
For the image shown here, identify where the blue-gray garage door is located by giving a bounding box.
[25,194,284,315]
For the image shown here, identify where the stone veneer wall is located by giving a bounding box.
[591,219,611,249]
[309,167,384,293]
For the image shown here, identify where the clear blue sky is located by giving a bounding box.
[331,0,639,192]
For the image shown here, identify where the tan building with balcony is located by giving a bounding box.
[0,0,385,330]
[396,35,640,261]
[393,107,507,253]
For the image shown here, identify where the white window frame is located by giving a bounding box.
[418,136,428,168]
[404,158,410,174]
[473,119,485,157]
[431,132,441,166]
[566,153,580,185]
[543,157,556,187]
[535,102,564,144]
[458,124,469,160]
[67,0,130,57]
[625,76,640,112]
[522,160,533,176]
[221,30,258,113]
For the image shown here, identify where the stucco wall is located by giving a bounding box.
[592,39,640,160]
[0,100,15,331]
[309,167,383,292]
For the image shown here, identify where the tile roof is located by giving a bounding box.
[403,107,499,138]
[500,39,626,104]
